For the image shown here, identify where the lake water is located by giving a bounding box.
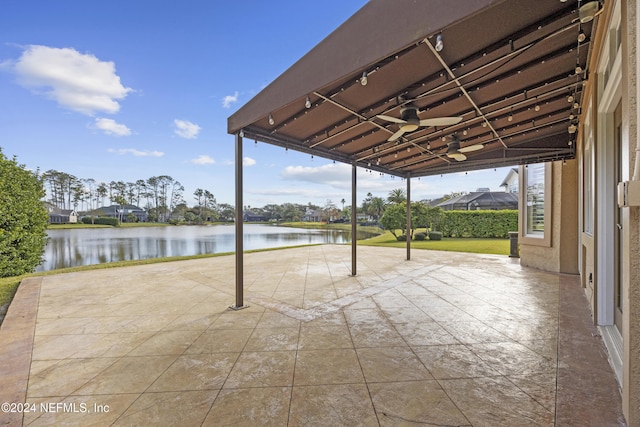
[38,224,376,272]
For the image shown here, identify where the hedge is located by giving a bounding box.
[82,217,119,226]
[440,210,517,238]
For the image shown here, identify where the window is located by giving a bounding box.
[584,128,594,235]
[525,163,545,236]
[519,163,552,246]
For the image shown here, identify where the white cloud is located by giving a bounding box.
[247,187,328,199]
[107,148,164,157]
[281,163,351,185]
[278,162,433,199]
[93,118,131,136]
[173,119,201,139]
[191,155,216,165]
[243,157,256,166]
[222,91,239,108]
[10,45,132,116]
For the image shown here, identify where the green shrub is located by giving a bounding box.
[428,231,443,240]
[414,232,427,241]
[0,150,49,277]
[396,234,407,241]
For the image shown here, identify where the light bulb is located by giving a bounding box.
[435,34,444,52]
[578,29,586,43]
[305,96,311,109]
[360,71,368,86]
[268,114,275,125]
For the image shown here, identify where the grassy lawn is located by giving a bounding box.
[359,230,510,255]
[47,222,172,230]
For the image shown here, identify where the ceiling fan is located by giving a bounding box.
[377,102,463,142]
[446,135,484,161]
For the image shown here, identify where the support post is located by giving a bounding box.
[351,162,357,276]
[406,174,411,261]
[231,132,248,310]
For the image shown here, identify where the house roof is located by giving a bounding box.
[437,191,518,208]
[228,0,599,178]
[500,167,520,187]
[99,204,145,214]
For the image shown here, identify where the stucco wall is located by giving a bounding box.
[558,160,579,274]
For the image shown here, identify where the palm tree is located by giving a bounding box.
[387,188,406,204]
[369,196,386,220]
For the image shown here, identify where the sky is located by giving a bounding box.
[0,0,512,209]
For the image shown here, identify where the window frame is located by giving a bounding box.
[519,162,552,247]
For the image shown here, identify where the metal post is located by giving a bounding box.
[231,132,248,310]
[351,162,357,276]
[406,174,411,261]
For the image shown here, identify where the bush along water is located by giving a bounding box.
[82,217,120,226]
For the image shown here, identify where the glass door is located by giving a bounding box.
[614,102,623,332]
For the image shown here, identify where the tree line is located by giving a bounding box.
[39,168,465,225]
[41,170,213,222]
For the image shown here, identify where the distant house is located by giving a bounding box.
[437,191,518,211]
[500,168,519,194]
[243,211,267,222]
[303,209,323,222]
[46,204,78,224]
[97,204,148,222]
[303,208,340,223]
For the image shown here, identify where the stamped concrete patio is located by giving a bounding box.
[0,245,626,426]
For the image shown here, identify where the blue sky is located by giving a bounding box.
[0,0,511,208]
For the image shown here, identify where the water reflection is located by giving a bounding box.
[39,224,375,272]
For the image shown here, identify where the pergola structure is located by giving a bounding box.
[227,0,600,308]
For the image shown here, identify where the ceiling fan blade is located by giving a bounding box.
[419,116,463,127]
[387,128,406,142]
[458,144,484,153]
[447,152,467,161]
[377,114,407,124]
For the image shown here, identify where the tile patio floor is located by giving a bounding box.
[0,245,627,426]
